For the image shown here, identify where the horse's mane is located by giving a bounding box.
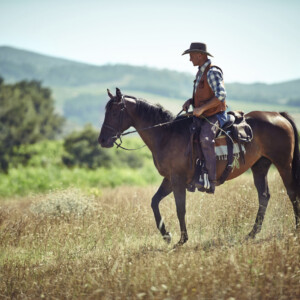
[105,96,192,133]
[135,98,192,133]
[135,98,175,123]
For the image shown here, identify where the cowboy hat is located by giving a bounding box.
[182,42,213,57]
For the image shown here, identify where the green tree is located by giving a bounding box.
[0,78,65,172]
[62,124,112,169]
[62,125,145,170]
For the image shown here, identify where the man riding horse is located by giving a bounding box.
[182,42,228,193]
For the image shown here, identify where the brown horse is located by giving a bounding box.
[98,88,300,246]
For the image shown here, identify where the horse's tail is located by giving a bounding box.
[280,112,300,194]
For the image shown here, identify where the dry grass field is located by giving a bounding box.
[0,172,299,299]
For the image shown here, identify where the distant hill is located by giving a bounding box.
[1,46,300,127]
[227,80,300,105]
[0,46,192,98]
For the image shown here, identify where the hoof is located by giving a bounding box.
[163,232,172,244]
[173,242,183,249]
[173,234,188,248]
[173,240,187,249]
[245,233,256,241]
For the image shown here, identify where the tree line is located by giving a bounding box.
[0,78,150,173]
[0,78,64,172]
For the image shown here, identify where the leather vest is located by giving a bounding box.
[193,64,226,117]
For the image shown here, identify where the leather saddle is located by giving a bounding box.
[218,111,253,142]
[186,111,253,192]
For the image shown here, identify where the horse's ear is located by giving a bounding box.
[116,87,122,102]
[107,89,114,99]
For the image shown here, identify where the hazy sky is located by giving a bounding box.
[1,0,299,83]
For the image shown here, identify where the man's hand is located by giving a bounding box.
[193,97,221,117]
[193,107,205,117]
[182,98,192,111]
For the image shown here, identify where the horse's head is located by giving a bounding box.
[98,88,133,148]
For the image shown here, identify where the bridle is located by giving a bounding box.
[102,98,126,137]
[102,94,193,151]
[102,95,146,150]
[102,94,233,151]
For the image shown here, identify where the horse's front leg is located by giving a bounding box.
[172,175,188,246]
[151,178,173,243]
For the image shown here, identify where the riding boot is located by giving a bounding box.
[195,115,218,194]
[195,146,216,194]
[203,151,216,194]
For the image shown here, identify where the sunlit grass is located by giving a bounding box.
[0,163,161,197]
[0,139,161,197]
[0,172,299,299]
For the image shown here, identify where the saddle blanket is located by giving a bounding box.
[215,136,246,160]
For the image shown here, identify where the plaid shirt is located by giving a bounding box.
[194,59,226,102]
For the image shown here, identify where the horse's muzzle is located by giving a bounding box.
[98,136,115,148]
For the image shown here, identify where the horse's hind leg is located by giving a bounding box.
[291,196,300,230]
[274,162,300,230]
[248,157,272,239]
[283,176,300,230]
[151,178,173,243]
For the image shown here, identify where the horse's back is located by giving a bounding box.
[246,111,294,145]
[223,111,295,181]
[246,110,295,163]
[246,111,293,130]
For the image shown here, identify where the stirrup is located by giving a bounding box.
[195,173,210,190]
[195,174,216,194]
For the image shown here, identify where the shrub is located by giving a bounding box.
[62,124,112,169]
[62,125,148,169]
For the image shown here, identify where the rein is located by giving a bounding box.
[104,95,233,151]
[115,112,194,150]
[103,96,193,150]
[113,110,193,139]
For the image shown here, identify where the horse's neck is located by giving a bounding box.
[134,116,164,153]
[128,102,170,153]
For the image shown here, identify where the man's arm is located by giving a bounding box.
[193,97,220,117]
[207,67,226,102]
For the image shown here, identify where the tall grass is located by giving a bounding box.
[0,173,299,299]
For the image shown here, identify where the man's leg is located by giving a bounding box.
[197,115,219,193]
